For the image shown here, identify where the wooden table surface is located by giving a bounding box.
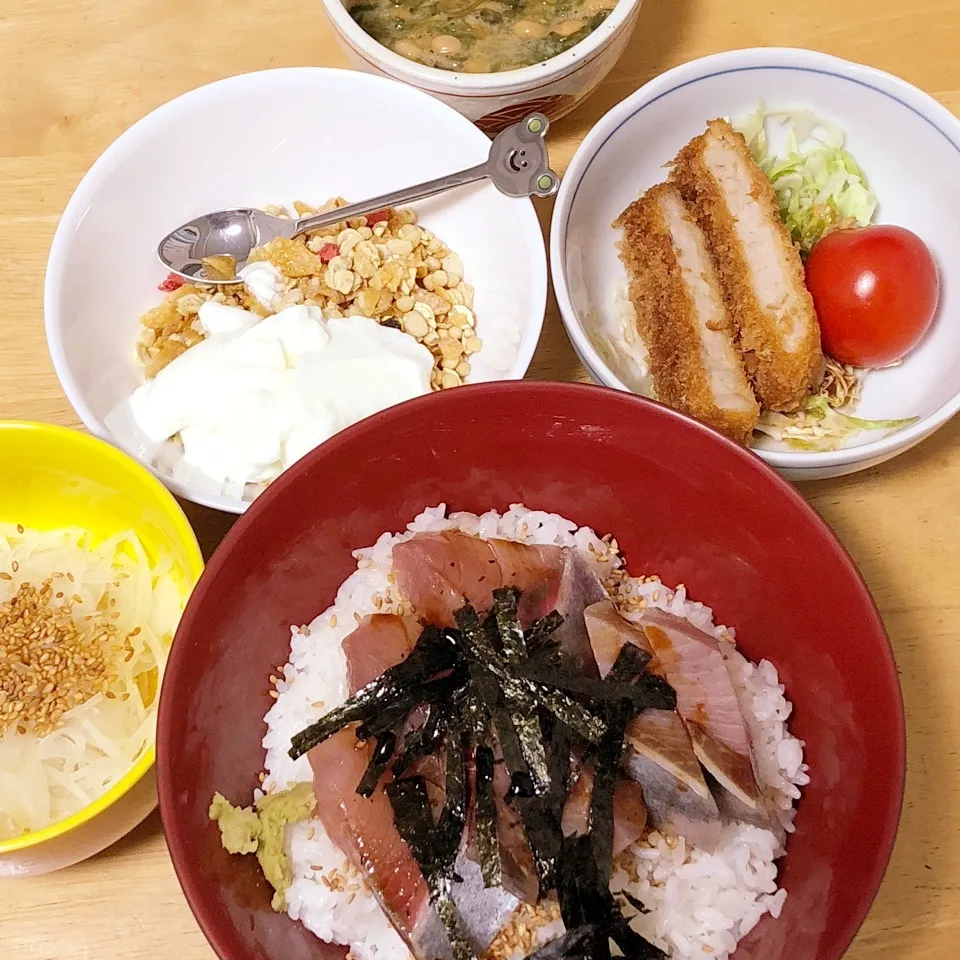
[2,0,959,956]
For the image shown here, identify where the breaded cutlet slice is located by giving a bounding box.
[671,119,823,412]
[614,183,760,445]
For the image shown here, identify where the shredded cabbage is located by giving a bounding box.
[0,525,186,840]
[755,393,918,452]
[733,102,877,253]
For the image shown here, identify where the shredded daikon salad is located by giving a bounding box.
[0,524,186,840]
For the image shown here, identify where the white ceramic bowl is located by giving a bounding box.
[46,68,547,513]
[320,0,643,134]
[550,47,960,481]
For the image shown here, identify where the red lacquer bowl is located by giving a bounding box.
[157,382,904,960]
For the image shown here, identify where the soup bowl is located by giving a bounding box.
[320,0,644,133]
[157,381,904,960]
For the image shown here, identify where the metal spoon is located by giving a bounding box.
[158,114,559,284]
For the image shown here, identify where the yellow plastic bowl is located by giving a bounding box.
[0,421,203,876]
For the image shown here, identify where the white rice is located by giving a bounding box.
[260,505,809,960]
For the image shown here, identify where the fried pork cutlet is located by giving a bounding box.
[614,183,760,445]
[671,119,823,412]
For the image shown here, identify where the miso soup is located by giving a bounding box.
[347,0,619,73]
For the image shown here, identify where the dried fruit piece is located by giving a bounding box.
[318,243,340,264]
[157,273,185,292]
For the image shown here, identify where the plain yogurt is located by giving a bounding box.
[126,302,433,486]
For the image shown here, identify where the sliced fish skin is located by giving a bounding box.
[450,847,520,955]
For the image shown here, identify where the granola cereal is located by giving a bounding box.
[138,199,480,393]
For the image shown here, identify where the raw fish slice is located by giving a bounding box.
[584,600,655,677]
[343,614,422,690]
[491,729,540,904]
[552,552,608,676]
[636,608,761,807]
[583,601,724,848]
[315,606,518,959]
[625,710,709,798]
[560,765,648,855]
[314,620,439,953]
[610,779,648,854]
[584,602,709,796]
[410,750,447,823]
[392,531,561,626]
[309,730,438,952]
[489,538,566,624]
[708,773,787,853]
[391,530,563,627]
[622,749,722,852]
[622,712,722,851]
[687,723,761,808]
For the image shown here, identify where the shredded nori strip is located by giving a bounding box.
[493,587,527,662]
[556,835,666,960]
[542,711,574,837]
[289,584,671,960]
[392,704,448,777]
[473,743,501,887]
[386,776,473,960]
[519,669,677,712]
[460,607,551,793]
[608,642,652,682]
[589,705,628,882]
[357,730,397,798]
[526,925,597,960]
[387,725,472,960]
[525,610,565,652]
[513,790,563,891]
[289,627,458,758]
[617,889,651,915]
[456,605,606,744]
[356,664,467,741]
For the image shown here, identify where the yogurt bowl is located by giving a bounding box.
[45,68,548,513]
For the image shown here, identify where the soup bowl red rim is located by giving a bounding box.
[157,380,906,960]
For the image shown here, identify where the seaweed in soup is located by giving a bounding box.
[345,0,618,73]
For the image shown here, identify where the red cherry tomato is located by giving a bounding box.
[804,224,939,368]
